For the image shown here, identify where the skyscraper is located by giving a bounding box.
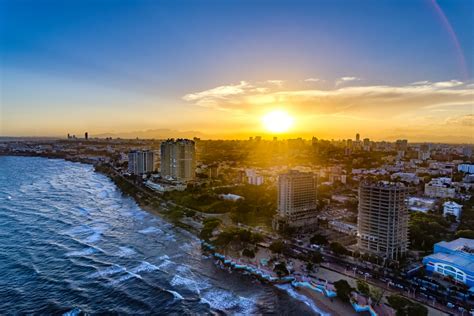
[357,181,409,261]
[272,170,318,230]
[128,150,155,175]
[160,139,196,182]
[356,133,360,142]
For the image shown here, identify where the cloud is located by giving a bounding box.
[182,81,252,109]
[183,79,473,118]
[304,78,321,82]
[336,76,361,86]
[266,80,285,87]
[445,114,474,127]
[411,80,464,88]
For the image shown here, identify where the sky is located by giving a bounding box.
[0,0,473,142]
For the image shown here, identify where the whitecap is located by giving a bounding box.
[200,289,256,314]
[84,231,102,243]
[167,290,184,301]
[87,264,125,279]
[109,271,142,286]
[170,275,211,294]
[129,261,160,274]
[116,246,137,257]
[138,227,162,234]
[276,284,330,316]
[66,247,98,257]
[157,259,174,270]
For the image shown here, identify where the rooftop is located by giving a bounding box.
[437,238,474,253]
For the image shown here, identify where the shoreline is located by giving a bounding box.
[0,153,366,315]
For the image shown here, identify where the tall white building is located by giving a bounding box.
[443,201,463,221]
[272,170,318,230]
[128,150,155,175]
[160,139,196,182]
[357,181,410,261]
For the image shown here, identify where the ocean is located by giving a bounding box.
[0,156,319,315]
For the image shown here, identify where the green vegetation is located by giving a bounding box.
[459,196,474,231]
[166,206,184,223]
[273,262,289,277]
[213,227,263,249]
[409,212,451,251]
[310,233,328,245]
[387,295,428,316]
[215,184,277,226]
[357,280,383,304]
[164,189,234,214]
[356,279,370,296]
[200,218,221,240]
[269,240,287,254]
[329,242,348,256]
[455,229,474,239]
[242,248,256,258]
[334,279,353,302]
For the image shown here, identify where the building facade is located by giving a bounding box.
[128,150,155,175]
[272,170,318,230]
[357,182,410,261]
[423,238,474,287]
[160,139,196,182]
[443,201,463,221]
[424,178,455,199]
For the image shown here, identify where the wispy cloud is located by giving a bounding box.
[184,79,473,117]
[445,114,474,127]
[304,77,321,82]
[335,76,361,86]
[266,80,285,87]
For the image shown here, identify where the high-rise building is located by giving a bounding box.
[128,150,155,175]
[160,139,196,182]
[85,132,88,140]
[357,181,409,261]
[272,170,318,230]
[395,139,408,151]
[356,133,360,142]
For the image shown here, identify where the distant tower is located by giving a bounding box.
[67,133,70,139]
[85,132,88,140]
[356,133,360,142]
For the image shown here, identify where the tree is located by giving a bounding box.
[269,240,285,254]
[310,251,323,265]
[356,280,370,297]
[334,279,353,302]
[273,262,289,277]
[310,233,328,245]
[370,287,384,305]
[455,229,474,239]
[387,294,427,316]
[242,248,255,258]
[330,242,348,256]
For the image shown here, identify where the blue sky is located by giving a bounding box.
[0,0,473,141]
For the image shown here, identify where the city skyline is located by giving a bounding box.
[1,0,473,143]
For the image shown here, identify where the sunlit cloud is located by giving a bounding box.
[183,79,474,141]
[445,114,474,126]
[266,80,285,87]
[335,76,361,86]
[304,77,321,82]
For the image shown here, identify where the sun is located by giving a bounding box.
[262,110,294,133]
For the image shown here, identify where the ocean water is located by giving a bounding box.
[0,156,318,315]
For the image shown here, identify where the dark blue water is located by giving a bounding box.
[0,156,317,315]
